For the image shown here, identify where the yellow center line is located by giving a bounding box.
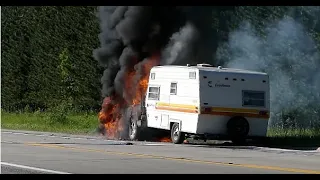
[25,142,320,174]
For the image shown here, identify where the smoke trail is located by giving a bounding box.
[216,11,320,128]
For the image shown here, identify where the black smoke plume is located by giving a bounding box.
[93,6,213,99]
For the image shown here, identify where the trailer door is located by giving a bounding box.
[145,85,162,128]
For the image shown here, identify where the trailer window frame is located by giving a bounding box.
[242,90,266,108]
[189,71,196,79]
[150,73,156,80]
[148,85,160,100]
[170,82,177,95]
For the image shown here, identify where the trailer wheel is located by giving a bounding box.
[129,118,140,141]
[171,123,185,144]
[227,116,249,145]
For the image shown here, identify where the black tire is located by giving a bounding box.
[227,116,249,145]
[171,123,185,144]
[129,118,141,141]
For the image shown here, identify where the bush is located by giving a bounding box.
[46,100,72,124]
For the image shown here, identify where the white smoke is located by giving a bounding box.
[216,16,320,128]
[161,23,199,65]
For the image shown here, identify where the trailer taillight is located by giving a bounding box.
[202,107,211,113]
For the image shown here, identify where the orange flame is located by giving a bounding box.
[98,52,160,140]
[158,137,172,142]
[98,99,124,139]
[127,53,160,106]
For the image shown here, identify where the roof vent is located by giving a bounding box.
[197,63,214,67]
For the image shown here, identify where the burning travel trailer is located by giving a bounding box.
[93,6,207,141]
[97,60,271,145]
[93,6,233,143]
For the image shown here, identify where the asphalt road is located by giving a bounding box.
[1,129,320,174]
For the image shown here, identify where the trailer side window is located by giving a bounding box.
[148,86,160,100]
[170,83,177,95]
[242,90,265,107]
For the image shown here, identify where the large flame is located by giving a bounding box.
[98,53,160,140]
[98,97,124,139]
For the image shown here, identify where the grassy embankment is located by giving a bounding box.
[264,127,320,148]
[1,110,320,148]
[1,110,98,135]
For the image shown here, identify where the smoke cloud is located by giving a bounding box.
[94,7,203,97]
[216,11,320,128]
[93,6,215,100]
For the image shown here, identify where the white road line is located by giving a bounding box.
[2,132,12,134]
[73,138,84,140]
[35,134,47,137]
[1,162,71,174]
[257,147,319,153]
[12,133,25,135]
[144,143,168,146]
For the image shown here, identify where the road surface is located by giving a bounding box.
[1,129,320,174]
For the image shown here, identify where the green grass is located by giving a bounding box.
[267,128,320,138]
[262,128,320,148]
[1,111,99,135]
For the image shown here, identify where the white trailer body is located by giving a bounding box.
[142,64,270,143]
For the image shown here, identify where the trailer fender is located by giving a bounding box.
[169,119,182,131]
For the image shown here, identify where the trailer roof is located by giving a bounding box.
[153,65,267,75]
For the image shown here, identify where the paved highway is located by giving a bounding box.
[1,129,320,174]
